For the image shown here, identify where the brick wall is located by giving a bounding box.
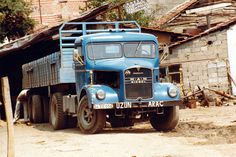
[28,0,87,26]
[162,30,230,92]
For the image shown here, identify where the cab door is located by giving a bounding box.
[73,45,86,93]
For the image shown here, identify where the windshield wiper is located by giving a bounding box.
[134,41,142,57]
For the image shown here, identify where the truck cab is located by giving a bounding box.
[72,22,181,133]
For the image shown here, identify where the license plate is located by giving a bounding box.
[93,101,164,109]
[116,102,132,109]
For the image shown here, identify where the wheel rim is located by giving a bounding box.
[81,104,96,126]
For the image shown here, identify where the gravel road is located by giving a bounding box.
[1,105,236,157]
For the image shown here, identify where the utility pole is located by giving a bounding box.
[1,77,15,157]
[38,0,43,24]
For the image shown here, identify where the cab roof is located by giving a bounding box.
[75,32,158,44]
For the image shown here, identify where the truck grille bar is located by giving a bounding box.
[124,67,153,99]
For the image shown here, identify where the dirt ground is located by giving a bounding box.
[1,105,236,157]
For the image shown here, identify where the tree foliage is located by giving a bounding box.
[84,0,155,27]
[0,0,35,43]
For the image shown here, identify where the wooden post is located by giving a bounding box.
[1,77,15,157]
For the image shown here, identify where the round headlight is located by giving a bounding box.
[96,89,106,100]
[168,86,178,98]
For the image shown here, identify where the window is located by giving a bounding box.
[124,42,156,58]
[87,43,122,60]
[73,46,84,65]
[160,64,181,84]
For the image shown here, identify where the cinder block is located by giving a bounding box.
[201,46,208,52]
[218,77,228,83]
[214,40,222,46]
[207,35,217,41]
[208,78,218,83]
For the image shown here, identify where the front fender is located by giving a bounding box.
[82,85,119,107]
[153,83,180,101]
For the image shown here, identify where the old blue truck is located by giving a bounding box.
[22,21,181,134]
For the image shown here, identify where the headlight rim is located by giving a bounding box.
[96,89,106,100]
[168,86,178,98]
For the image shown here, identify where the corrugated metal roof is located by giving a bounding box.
[154,0,199,28]
[168,17,236,49]
[0,3,110,57]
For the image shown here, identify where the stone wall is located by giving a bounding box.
[162,29,230,92]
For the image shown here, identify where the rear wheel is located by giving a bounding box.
[150,106,179,131]
[27,95,33,121]
[31,95,43,123]
[77,96,106,134]
[50,93,66,130]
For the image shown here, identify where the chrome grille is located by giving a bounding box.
[124,68,153,99]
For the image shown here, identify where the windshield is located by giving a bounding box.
[124,42,156,58]
[87,43,122,60]
[87,42,156,60]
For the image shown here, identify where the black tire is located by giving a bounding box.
[77,96,106,134]
[50,92,66,130]
[27,95,33,121]
[42,96,49,123]
[150,106,179,131]
[31,95,43,123]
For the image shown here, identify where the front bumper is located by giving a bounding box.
[93,100,182,109]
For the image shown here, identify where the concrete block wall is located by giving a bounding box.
[162,29,230,92]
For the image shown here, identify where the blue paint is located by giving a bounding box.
[71,21,181,107]
[23,21,181,108]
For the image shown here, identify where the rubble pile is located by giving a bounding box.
[182,86,236,109]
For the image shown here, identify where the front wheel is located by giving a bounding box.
[150,106,179,131]
[77,96,106,134]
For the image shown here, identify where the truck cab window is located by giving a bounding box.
[124,42,156,58]
[87,43,122,60]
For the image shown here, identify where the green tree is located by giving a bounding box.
[0,0,35,43]
[84,0,155,27]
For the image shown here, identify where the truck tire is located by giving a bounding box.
[150,106,179,131]
[50,92,66,130]
[77,96,106,134]
[27,95,33,121]
[32,95,43,123]
[42,96,49,123]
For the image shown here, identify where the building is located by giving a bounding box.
[27,0,87,27]
[160,17,236,95]
[155,0,236,35]
[148,0,186,18]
